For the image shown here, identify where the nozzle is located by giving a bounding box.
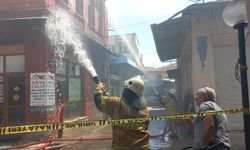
[93,76,101,84]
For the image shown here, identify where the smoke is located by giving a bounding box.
[45,8,97,77]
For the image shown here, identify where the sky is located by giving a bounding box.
[105,0,197,68]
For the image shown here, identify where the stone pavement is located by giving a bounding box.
[0,123,245,149]
[60,126,112,150]
[0,111,246,150]
[55,124,245,150]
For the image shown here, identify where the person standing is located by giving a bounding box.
[164,89,178,138]
[93,77,150,150]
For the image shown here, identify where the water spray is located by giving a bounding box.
[88,66,101,84]
[45,9,102,85]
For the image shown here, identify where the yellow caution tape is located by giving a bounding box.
[0,108,249,135]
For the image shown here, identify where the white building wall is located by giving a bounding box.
[213,46,246,130]
[191,12,216,97]
[189,8,250,130]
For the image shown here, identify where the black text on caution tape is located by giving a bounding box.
[0,108,248,135]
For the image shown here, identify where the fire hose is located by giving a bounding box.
[5,136,113,150]
[3,102,113,150]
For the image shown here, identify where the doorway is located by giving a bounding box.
[0,75,25,126]
[0,54,26,126]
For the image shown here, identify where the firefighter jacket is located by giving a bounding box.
[164,96,177,115]
[93,87,150,150]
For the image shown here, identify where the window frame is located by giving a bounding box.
[75,0,84,17]
[55,60,82,103]
[0,55,25,73]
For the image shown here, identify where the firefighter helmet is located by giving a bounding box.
[124,77,144,98]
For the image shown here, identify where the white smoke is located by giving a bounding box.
[45,8,97,77]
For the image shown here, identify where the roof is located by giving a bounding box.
[183,1,227,15]
[144,63,177,72]
[151,17,188,61]
[151,1,228,61]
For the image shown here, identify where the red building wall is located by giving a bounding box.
[0,0,108,124]
[0,20,52,124]
[0,0,108,46]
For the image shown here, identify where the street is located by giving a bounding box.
[55,121,245,150]
[0,115,245,150]
[52,108,245,150]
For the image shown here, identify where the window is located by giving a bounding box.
[96,0,102,7]
[69,77,81,101]
[68,63,80,76]
[97,0,105,34]
[75,65,80,76]
[0,56,3,73]
[6,55,25,72]
[98,0,105,14]
[62,0,68,5]
[68,63,81,101]
[99,16,104,34]
[68,62,74,76]
[56,61,81,101]
[56,60,67,75]
[88,0,95,26]
[55,61,82,118]
[56,77,67,103]
[76,0,83,17]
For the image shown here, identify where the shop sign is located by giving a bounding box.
[30,73,55,106]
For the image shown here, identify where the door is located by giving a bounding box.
[0,75,26,126]
[6,76,25,125]
[0,51,26,126]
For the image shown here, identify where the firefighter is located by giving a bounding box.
[93,77,150,150]
[164,88,178,138]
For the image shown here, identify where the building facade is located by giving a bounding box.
[152,1,250,130]
[109,33,143,67]
[0,0,109,126]
[108,33,144,96]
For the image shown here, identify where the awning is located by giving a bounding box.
[110,56,144,76]
[151,1,227,62]
[151,17,189,61]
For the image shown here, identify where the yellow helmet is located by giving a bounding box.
[124,77,144,98]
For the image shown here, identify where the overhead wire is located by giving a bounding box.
[109,13,178,30]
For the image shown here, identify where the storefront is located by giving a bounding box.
[0,52,25,126]
[0,18,108,128]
